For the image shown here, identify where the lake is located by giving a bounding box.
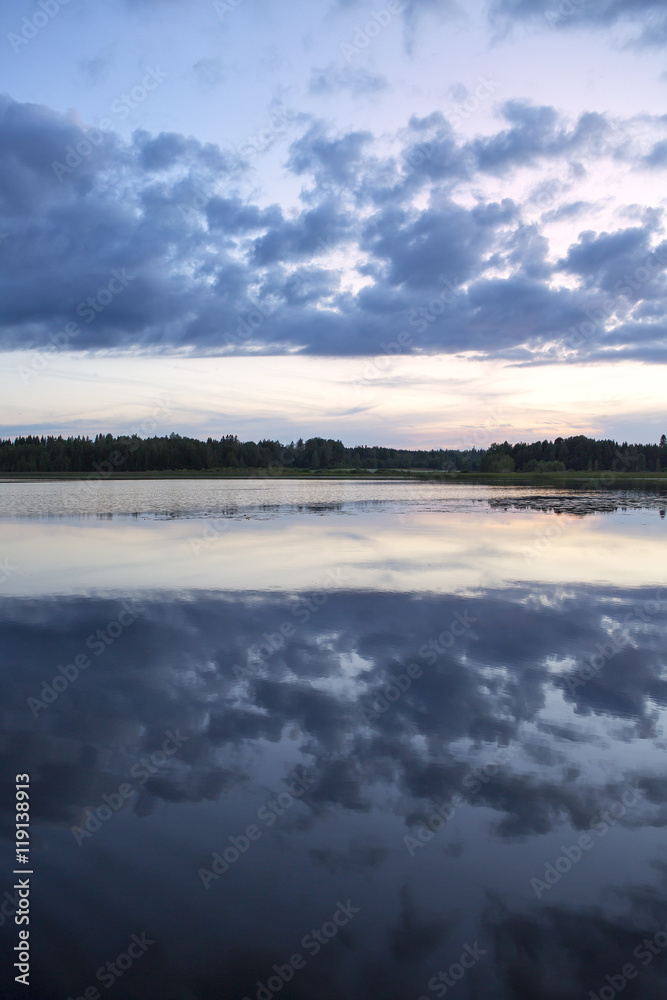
[0,479,666,1000]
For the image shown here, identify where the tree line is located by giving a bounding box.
[0,432,665,474]
[479,435,667,473]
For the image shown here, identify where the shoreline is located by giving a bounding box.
[1,470,666,488]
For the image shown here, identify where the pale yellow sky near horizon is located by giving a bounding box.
[2,350,665,448]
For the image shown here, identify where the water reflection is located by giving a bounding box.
[1,581,666,998]
[1,507,665,597]
[0,477,665,519]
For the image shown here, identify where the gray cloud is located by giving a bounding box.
[309,63,389,96]
[489,0,667,47]
[1,94,666,362]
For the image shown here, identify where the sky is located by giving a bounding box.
[1,0,666,448]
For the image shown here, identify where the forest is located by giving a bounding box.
[0,433,665,474]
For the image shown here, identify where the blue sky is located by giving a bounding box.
[1,0,666,446]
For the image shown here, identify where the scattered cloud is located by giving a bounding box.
[489,0,667,48]
[0,91,666,364]
[193,57,225,90]
[309,63,389,96]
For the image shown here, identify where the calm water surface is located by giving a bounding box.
[0,480,666,999]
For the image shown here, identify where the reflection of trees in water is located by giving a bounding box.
[487,492,667,516]
[483,890,667,1000]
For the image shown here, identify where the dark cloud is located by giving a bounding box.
[136,131,192,171]
[644,138,667,167]
[205,196,282,234]
[362,197,495,289]
[557,227,667,300]
[398,112,473,188]
[251,198,352,265]
[287,123,373,188]
[471,103,611,175]
[1,95,666,362]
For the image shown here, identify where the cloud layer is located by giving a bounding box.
[1,1,667,367]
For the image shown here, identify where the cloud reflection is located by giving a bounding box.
[1,583,666,997]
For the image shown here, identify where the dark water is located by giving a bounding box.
[0,481,666,999]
